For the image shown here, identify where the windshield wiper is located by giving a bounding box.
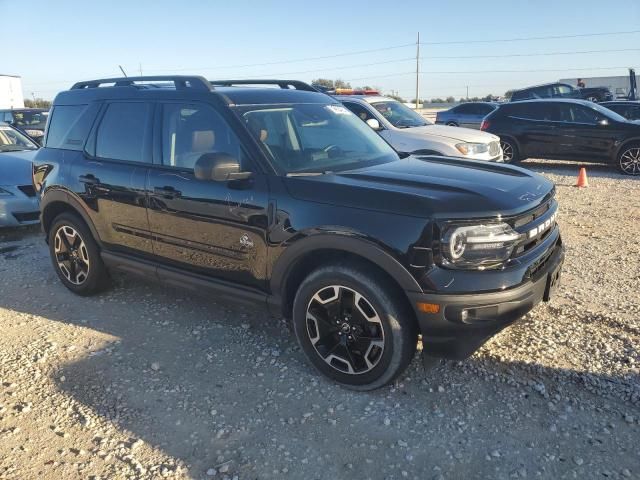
[286,170,333,177]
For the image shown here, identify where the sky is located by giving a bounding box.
[3,0,640,101]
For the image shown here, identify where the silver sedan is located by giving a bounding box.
[0,124,39,227]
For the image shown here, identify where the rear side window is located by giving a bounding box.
[96,102,151,162]
[46,105,92,150]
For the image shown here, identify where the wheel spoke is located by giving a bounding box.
[305,285,386,375]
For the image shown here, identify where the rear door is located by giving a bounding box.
[146,101,270,289]
[69,101,154,255]
[507,103,558,158]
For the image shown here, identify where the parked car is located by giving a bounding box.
[600,101,640,121]
[435,102,498,129]
[509,83,613,103]
[0,123,40,227]
[34,76,564,390]
[481,99,640,174]
[336,94,503,161]
[0,108,49,144]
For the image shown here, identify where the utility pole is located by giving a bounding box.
[466,86,469,101]
[139,63,143,76]
[415,32,420,109]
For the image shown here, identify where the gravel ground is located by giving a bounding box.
[0,159,638,480]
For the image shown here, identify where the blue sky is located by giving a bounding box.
[3,0,639,100]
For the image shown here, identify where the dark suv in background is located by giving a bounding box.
[482,99,640,175]
[509,82,613,103]
[33,76,564,390]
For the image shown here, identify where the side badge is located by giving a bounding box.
[239,234,254,249]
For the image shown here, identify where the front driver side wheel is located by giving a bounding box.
[48,213,110,295]
[292,263,418,390]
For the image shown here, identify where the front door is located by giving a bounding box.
[553,104,613,161]
[147,101,270,289]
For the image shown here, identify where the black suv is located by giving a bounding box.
[33,76,565,390]
[509,82,613,103]
[481,98,640,175]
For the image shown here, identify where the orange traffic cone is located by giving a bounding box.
[576,167,589,188]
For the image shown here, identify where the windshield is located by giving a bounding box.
[591,102,628,123]
[370,101,430,128]
[11,110,49,127]
[237,103,398,173]
[0,124,39,151]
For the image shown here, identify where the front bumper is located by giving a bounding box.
[0,188,40,227]
[408,243,565,360]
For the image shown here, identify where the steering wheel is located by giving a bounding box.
[323,145,342,156]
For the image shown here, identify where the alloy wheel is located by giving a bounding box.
[54,225,90,285]
[501,141,514,162]
[305,285,385,375]
[620,147,640,175]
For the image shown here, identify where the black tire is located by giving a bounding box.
[617,143,640,175]
[446,121,458,127]
[292,262,418,390]
[500,138,520,164]
[48,212,110,295]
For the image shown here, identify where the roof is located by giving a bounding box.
[332,95,393,104]
[217,87,335,106]
[512,82,569,92]
[505,98,597,107]
[53,76,336,106]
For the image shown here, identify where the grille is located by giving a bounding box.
[489,141,500,157]
[511,198,558,257]
[13,211,40,223]
[17,185,36,197]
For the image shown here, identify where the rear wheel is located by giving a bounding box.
[446,121,458,127]
[292,263,418,390]
[48,213,110,295]
[500,138,520,163]
[617,144,640,175]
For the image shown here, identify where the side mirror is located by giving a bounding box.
[597,118,609,126]
[194,153,252,182]
[366,118,382,131]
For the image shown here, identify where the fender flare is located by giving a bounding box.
[270,233,423,305]
[614,137,640,161]
[40,189,102,245]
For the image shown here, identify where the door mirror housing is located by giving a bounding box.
[194,153,252,182]
[366,118,382,131]
[597,118,609,126]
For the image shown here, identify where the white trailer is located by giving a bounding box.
[0,75,25,109]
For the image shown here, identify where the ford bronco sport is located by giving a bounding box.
[33,76,564,390]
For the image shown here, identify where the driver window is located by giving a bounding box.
[342,102,375,122]
[162,103,249,170]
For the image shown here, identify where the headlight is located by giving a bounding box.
[25,129,44,137]
[440,222,520,269]
[0,187,14,196]
[455,142,489,156]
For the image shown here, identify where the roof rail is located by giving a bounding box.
[71,76,212,91]
[209,79,318,92]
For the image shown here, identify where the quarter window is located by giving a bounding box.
[96,102,151,162]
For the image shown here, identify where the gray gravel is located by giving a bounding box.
[0,159,638,479]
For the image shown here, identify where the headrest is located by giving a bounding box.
[192,130,215,152]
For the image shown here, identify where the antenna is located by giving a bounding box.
[118,65,128,77]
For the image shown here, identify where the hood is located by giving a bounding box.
[403,124,499,143]
[284,156,554,219]
[0,150,38,186]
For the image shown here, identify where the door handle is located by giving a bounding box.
[79,174,99,185]
[153,186,182,198]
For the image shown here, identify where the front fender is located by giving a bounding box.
[269,231,423,303]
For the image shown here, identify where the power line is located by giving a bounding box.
[346,66,635,81]
[124,30,640,73]
[429,47,640,60]
[420,29,640,45]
